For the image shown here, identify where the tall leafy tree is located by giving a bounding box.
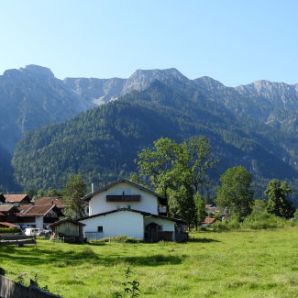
[216,166,253,219]
[137,136,214,227]
[137,138,178,200]
[63,174,86,219]
[265,179,295,219]
[194,193,206,229]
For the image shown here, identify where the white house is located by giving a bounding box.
[79,179,186,242]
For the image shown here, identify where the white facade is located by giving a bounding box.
[17,216,44,229]
[144,217,175,232]
[89,182,159,215]
[79,180,180,241]
[35,216,44,229]
[80,210,144,240]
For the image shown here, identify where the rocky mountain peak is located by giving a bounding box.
[22,65,54,77]
[194,76,225,91]
[2,65,54,81]
[122,68,189,94]
[236,80,298,103]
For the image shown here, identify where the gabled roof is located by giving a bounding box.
[83,179,167,205]
[17,204,56,217]
[34,197,65,208]
[79,208,185,224]
[4,194,30,204]
[49,218,85,228]
[0,204,16,212]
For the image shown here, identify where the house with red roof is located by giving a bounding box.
[16,203,64,229]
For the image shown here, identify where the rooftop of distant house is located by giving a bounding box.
[3,194,31,204]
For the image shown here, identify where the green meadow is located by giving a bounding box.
[1,227,298,298]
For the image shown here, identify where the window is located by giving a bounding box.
[97,226,103,233]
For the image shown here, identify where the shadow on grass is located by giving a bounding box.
[188,237,221,243]
[0,245,184,267]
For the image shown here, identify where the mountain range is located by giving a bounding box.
[1,65,298,196]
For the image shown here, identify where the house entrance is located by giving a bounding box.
[145,222,161,242]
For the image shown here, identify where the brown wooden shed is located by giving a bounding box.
[49,218,85,243]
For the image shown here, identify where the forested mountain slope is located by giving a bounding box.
[1,65,298,192]
[0,65,93,153]
[13,81,298,190]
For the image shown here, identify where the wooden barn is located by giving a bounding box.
[49,218,85,243]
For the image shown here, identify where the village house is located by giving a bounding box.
[79,179,187,242]
[3,194,31,205]
[16,203,64,229]
[0,195,65,230]
[0,204,19,223]
[3,194,32,205]
[34,197,65,210]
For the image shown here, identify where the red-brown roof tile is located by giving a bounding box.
[202,217,217,225]
[35,197,65,208]
[0,204,15,212]
[18,204,55,217]
[4,194,30,203]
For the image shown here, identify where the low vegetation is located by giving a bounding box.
[0,227,20,234]
[1,227,298,297]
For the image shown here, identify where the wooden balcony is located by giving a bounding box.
[106,195,141,202]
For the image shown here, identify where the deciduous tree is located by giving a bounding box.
[215,166,253,219]
[63,174,86,219]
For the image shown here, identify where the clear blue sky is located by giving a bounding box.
[0,0,297,86]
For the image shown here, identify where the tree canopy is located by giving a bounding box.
[265,179,295,219]
[63,174,86,219]
[215,166,253,219]
[136,136,214,227]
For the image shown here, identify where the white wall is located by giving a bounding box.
[17,216,44,229]
[35,216,44,229]
[144,217,176,241]
[144,217,175,232]
[80,210,144,240]
[89,182,159,215]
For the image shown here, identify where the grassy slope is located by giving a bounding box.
[1,228,298,298]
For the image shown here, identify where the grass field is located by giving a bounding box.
[1,227,298,298]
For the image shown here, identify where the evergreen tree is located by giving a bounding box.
[265,179,295,219]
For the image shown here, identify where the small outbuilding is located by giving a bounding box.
[49,218,85,243]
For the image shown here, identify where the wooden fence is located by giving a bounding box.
[0,235,36,246]
[0,275,61,298]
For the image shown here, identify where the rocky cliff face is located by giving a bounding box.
[0,65,93,152]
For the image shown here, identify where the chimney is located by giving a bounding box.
[91,183,94,193]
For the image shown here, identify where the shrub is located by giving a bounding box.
[90,236,141,244]
[293,209,298,222]
[212,216,240,232]
[242,210,287,230]
[0,227,20,234]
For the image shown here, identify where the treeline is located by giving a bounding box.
[131,137,297,229]
[27,136,298,230]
